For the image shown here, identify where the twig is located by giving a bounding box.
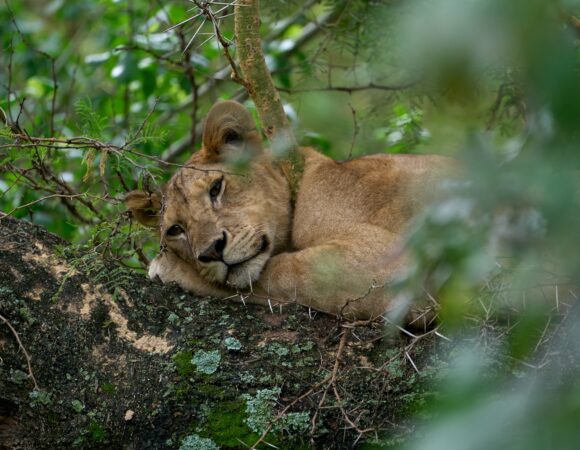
[405,351,420,374]
[5,134,232,174]
[176,27,200,150]
[533,317,552,353]
[277,81,417,94]
[0,193,87,220]
[0,313,40,390]
[157,0,342,126]
[332,383,375,436]
[347,102,359,160]
[123,97,160,147]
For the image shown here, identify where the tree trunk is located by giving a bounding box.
[0,215,429,449]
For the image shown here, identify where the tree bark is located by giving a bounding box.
[0,215,425,449]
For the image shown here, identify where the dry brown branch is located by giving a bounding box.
[309,329,350,438]
[193,0,245,84]
[332,383,375,436]
[338,281,387,319]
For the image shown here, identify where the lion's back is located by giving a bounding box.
[292,149,454,247]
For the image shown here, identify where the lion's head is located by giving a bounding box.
[126,101,292,291]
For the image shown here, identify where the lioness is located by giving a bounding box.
[126,101,452,320]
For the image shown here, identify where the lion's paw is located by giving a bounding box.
[148,254,169,283]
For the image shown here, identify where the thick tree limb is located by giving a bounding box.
[234,0,306,199]
[0,215,427,449]
[235,0,294,145]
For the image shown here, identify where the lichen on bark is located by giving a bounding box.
[0,216,438,449]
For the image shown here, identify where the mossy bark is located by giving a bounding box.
[0,216,436,449]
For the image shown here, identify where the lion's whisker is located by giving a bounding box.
[247,270,253,293]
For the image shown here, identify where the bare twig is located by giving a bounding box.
[175,28,200,150]
[0,313,40,390]
[332,383,375,436]
[167,1,245,84]
[347,102,359,159]
[0,193,88,220]
[277,81,417,94]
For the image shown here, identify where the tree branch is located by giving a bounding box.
[235,0,305,198]
[277,81,417,94]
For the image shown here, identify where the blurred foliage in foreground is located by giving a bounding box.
[1,0,580,449]
[394,1,580,449]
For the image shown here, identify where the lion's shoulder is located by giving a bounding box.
[293,150,455,245]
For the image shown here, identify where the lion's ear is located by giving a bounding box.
[124,190,162,228]
[200,100,262,162]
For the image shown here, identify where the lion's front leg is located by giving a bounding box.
[252,237,407,320]
[148,250,231,298]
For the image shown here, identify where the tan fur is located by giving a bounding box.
[126,101,454,320]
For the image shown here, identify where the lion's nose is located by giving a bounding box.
[198,232,227,263]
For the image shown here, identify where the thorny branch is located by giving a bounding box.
[1,95,165,264]
[166,0,245,84]
[175,28,201,150]
[238,282,455,447]
[246,313,448,448]
[1,131,235,220]
[0,0,256,241]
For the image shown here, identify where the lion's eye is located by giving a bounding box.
[166,224,184,237]
[209,178,223,201]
